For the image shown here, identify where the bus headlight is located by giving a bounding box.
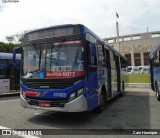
[70,92,76,100]
[77,88,84,96]
[69,87,85,101]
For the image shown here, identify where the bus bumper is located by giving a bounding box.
[20,95,87,112]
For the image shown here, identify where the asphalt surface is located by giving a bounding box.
[0,88,160,138]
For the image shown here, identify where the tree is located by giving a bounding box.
[6,31,29,44]
[0,41,18,53]
[6,36,14,43]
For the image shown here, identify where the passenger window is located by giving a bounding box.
[110,51,115,69]
[97,42,105,66]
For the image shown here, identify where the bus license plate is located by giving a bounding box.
[39,102,50,107]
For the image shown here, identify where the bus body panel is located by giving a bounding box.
[0,79,10,93]
[149,43,160,99]
[20,94,87,112]
[20,79,87,100]
[86,71,99,111]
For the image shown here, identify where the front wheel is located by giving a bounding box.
[95,93,105,113]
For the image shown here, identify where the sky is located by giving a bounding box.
[0,0,160,42]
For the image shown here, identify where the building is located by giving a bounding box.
[104,31,160,66]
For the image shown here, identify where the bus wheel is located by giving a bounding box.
[156,85,160,101]
[120,82,125,97]
[95,93,105,113]
[155,84,160,101]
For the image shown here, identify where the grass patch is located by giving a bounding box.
[127,74,150,83]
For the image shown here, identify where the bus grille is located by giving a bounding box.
[25,81,74,89]
[21,77,83,89]
[26,82,73,89]
[27,99,66,107]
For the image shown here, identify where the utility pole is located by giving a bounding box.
[116,12,120,52]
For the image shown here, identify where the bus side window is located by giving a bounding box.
[97,42,105,67]
[154,50,160,67]
[110,51,115,69]
[89,43,97,66]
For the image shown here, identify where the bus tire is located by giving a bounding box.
[119,82,125,97]
[155,84,160,101]
[95,93,106,113]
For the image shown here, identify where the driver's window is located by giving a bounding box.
[89,43,97,66]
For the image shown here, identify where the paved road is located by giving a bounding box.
[0,88,160,137]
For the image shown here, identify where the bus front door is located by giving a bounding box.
[9,65,19,90]
[87,43,98,111]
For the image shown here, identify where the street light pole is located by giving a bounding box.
[116,12,120,52]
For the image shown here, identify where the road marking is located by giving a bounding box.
[0,99,19,103]
[34,112,57,119]
[34,113,41,115]
[34,112,53,117]
[0,126,41,138]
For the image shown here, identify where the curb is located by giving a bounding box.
[125,83,150,88]
[0,92,19,98]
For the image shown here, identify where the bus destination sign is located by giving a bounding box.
[24,26,81,41]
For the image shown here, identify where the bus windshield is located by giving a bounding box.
[21,40,85,79]
[0,60,8,79]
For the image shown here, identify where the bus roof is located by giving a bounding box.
[0,53,21,60]
[149,43,160,60]
[104,43,127,61]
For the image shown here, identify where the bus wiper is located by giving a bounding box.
[32,42,41,71]
[30,69,39,73]
[50,38,66,68]
[32,42,39,55]
[52,38,66,53]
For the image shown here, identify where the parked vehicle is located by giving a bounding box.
[139,66,149,74]
[0,53,21,93]
[127,66,140,74]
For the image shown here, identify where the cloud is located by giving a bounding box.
[0,0,160,42]
[0,2,6,12]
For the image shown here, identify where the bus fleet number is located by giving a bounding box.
[53,93,66,98]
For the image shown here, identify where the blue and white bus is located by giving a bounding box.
[0,53,21,93]
[13,24,127,112]
[149,43,160,101]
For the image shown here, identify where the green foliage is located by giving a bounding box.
[0,42,18,53]
[5,31,28,44]
[128,74,149,83]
